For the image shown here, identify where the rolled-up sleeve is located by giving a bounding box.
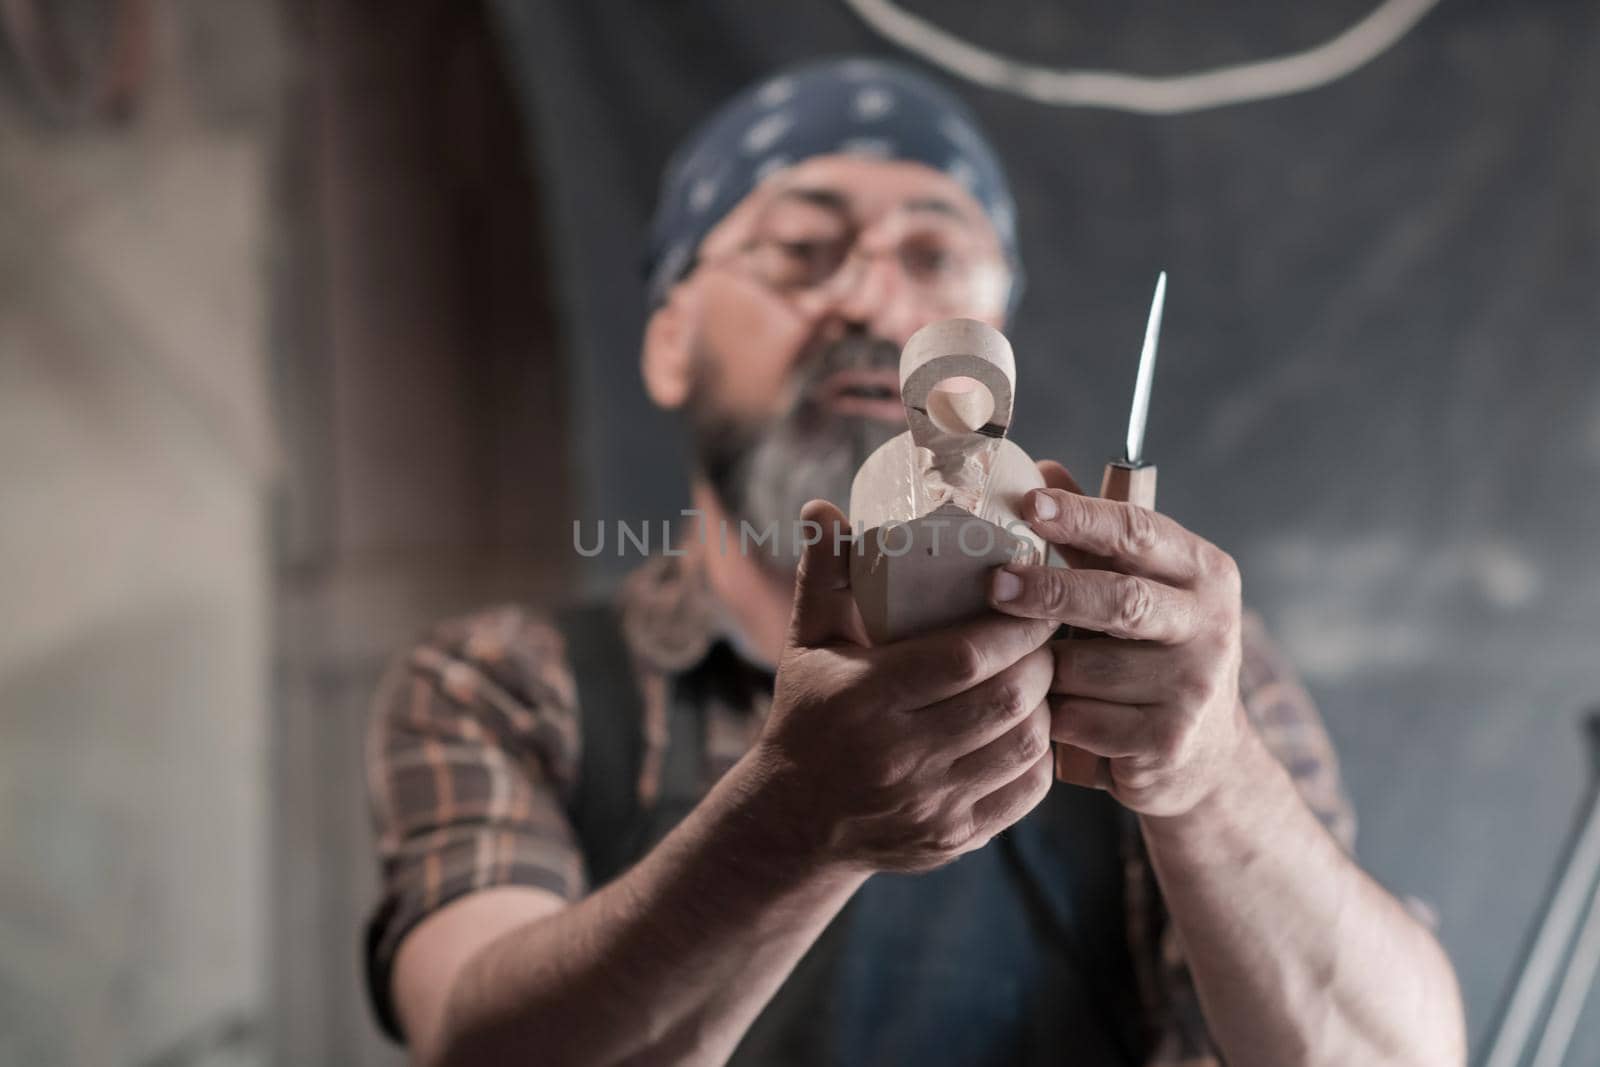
[363,606,587,1040]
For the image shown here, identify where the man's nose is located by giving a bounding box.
[827,249,928,347]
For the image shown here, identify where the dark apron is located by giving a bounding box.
[560,605,1145,1067]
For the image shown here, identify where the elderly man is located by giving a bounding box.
[364,57,1464,1067]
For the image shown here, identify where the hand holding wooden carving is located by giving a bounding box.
[747,500,1059,873]
[986,467,1252,817]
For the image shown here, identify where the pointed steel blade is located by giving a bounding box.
[1125,271,1167,466]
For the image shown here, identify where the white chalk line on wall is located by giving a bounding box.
[840,0,1445,115]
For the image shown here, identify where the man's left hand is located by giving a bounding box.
[987,461,1252,817]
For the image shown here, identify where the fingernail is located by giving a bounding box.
[992,569,1023,603]
[1032,492,1058,520]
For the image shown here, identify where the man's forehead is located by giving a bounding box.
[705,154,995,248]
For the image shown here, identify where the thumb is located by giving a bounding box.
[1037,458,1086,496]
[787,499,864,649]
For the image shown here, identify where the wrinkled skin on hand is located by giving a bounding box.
[750,499,1060,873]
[989,461,1251,817]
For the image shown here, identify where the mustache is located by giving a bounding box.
[791,331,901,399]
[687,330,903,454]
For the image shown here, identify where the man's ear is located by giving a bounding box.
[642,297,693,410]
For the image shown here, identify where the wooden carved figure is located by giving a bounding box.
[848,318,1054,644]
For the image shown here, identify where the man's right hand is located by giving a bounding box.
[747,499,1060,874]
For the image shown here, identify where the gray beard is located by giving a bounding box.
[689,332,901,572]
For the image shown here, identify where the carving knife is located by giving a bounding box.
[1100,270,1165,507]
[1056,271,1167,785]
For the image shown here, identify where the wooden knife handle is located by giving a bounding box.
[1054,460,1158,786]
[1098,460,1157,509]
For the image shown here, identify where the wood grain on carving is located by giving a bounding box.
[849,318,1053,645]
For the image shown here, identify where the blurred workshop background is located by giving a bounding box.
[1,1,1596,1065]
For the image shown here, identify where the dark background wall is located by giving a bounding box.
[5,2,1592,1064]
[489,0,1600,1057]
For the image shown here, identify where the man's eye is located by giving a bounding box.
[770,240,842,284]
[901,243,956,281]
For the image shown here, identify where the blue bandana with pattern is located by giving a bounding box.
[644,56,1024,313]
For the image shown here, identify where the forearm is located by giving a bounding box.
[433,749,865,1067]
[1139,716,1466,1067]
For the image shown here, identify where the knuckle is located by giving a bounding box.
[1064,491,1096,531]
[871,748,917,790]
[1039,572,1071,617]
[1114,577,1154,633]
[1050,490,1082,529]
[1028,747,1055,791]
[907,794,944,830]
[1120,504,1162,556]
[987,678,1028,722]
[964,827,996,855]
[926,814,974,857]
[1009,718,1048,768]
[998,757,1054,825]
[1208,547,1242,592]
[946,637,988,688]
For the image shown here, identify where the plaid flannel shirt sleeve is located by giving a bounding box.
[363,606,588,1040]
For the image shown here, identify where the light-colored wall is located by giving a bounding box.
[0,4,284,1064]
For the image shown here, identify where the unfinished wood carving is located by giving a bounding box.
[849,318,1053,644]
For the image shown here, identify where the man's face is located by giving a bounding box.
[645,154,1013,569]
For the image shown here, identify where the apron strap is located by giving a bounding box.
[558,603,648,889]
